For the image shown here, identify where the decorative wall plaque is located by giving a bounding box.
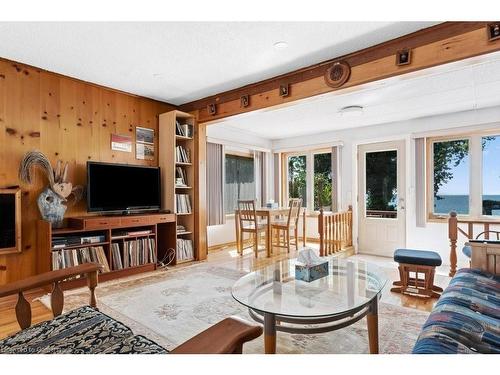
[487,23,500,42]
[324,61,351,88]
[279,83,290,97]
[240,95,250,108]
[396,49,412,66]
[207,103,217,115]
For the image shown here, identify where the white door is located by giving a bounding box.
[358,141,406,257]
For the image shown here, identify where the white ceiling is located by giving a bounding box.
[0,22,438,104]
[213,51,500,140]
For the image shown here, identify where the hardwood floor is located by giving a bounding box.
[0,288,53,340]
[0,243,451,340]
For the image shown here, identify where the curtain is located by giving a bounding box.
[207,142,225,226]
[415,137,426,227]
[254,151,268,206]
[274,153,281,205]
[224,154,255,214]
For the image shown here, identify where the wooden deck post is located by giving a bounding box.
[448,211,458,277]
[347,205,353,247]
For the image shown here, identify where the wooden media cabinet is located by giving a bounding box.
[37,213,177,289]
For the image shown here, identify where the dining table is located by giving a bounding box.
[234,207,306,257]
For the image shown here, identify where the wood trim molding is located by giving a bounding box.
[180,22,500,123]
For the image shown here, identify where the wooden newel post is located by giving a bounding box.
[319,208,324,257]
[348,205,353,247]
[448,211,458,277]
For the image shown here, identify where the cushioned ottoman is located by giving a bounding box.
[391,249,443,298]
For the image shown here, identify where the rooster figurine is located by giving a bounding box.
[18,151,84,228]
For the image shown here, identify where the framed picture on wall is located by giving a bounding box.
[136,126,155,144]
[111,134,132,153]
[136,142,155,160]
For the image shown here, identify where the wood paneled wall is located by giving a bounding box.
[0,58,175,285]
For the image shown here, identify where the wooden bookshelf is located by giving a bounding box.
[159,110,199,264]
[36,213,176,289]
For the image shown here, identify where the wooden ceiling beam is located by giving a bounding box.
[180,22,500,123]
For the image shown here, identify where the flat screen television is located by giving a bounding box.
[87,161,161,214]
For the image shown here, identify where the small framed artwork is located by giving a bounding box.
[136,127,155,144]
[111,134,132,153]
[136,143,155,160]
[279,83,290,97]
[240,95,250,108]
[487,23,500,42]
[207,103,217,115]
[396,49,412,66]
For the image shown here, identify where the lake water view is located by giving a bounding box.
[435,195,500,215]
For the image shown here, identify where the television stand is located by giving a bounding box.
[37,212,177,290]
[102,209,171,216]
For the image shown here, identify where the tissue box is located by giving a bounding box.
[295,261,329,282]
[266,202,278,209]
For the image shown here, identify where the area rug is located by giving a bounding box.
[40,261,429,354]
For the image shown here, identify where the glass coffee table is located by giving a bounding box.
[232,258,387,354]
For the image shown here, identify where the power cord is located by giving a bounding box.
[156,248,176,270]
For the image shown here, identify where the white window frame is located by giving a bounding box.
[283,148,335,214]
[427,130,500,221]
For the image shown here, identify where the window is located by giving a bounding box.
[432,139,470,215]
[365,150,397,218]
[224,154,255,214]
[288,155,307,208]
[284,148,338,212]
[482,135,500,216]
[427,132,500,219]
[314,153,332,210]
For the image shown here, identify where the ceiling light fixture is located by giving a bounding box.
[273,41,288,50]
[339,105,364,117]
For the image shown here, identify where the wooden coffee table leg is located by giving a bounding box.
[264,312,277,354]
[367,298,379,354]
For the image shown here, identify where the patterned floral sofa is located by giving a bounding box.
[412,268,500,354]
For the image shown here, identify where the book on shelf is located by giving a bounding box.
[126,229,152,236]
[176,224,190,235]
[176,238,194,261]
[52,246,110,273]
[175,121,193,138]
[175,145,191,163]
[175,166,188,186]
[175,194,192,214]
[111,243,123,270]
[116,238,156,269]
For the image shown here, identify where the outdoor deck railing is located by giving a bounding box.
[318,206,353,256]
[448,211,500,276]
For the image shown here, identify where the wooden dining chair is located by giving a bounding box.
[271,198,302,253]
[237,200,267,258]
